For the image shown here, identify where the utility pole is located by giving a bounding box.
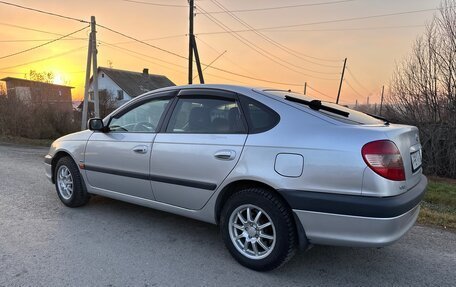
[355,99,358,108]
[336,58,347,104]
[188,0,204,84]
[188,0,194,84]
[81,16,99,130]
[81,33,93,130]
[91,16,100,118]
[379,85,385,116]
[303,82,307,95]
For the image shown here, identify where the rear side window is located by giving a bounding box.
[240,97,280,133]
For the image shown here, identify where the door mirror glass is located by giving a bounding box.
[88,118,105,131]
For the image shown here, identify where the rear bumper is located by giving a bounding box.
[279,175,427,247]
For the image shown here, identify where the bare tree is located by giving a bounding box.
[387,0,456,178]
[25,70,55,83]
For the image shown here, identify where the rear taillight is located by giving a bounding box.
[361,140,405,181]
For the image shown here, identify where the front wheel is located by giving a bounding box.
[55,156,90,207]
[220,188,298,271]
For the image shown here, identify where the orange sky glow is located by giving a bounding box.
[0,0,443,104]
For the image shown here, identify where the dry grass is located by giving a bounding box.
[418,178,456,230]
[0,135,53,147]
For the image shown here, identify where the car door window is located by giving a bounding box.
[166,97,246,134]
[109,98,171,132]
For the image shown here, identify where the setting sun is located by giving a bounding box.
[53,73,64,85]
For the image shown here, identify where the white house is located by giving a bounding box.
[88,67,175,107]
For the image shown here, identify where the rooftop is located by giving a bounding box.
[96,67,175,97]
[0,77,74,89]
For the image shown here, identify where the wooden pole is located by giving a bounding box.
[304,82,307,95]
[188,0,194,84]
[192,35,204,84]
[81,32,93,130]
[91,16,100,117]
[379,85,384,116]
[336,58,347,104]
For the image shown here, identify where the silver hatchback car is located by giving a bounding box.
[45,84,427,271]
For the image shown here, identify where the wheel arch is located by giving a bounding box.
[214,179,308,249]
[51,150,78,183]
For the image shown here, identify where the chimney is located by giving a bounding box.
[142,68,149,75]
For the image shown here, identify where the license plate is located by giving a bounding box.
[411,150,422,172]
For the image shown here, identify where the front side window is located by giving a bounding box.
[166,97,246,134]
[109,97,171,132]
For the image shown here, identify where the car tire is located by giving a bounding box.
[54,156,90,207]
[220,187,298,271]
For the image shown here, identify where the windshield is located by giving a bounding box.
[260,89,384,125]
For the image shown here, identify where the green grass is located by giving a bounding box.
[418,178,456,230]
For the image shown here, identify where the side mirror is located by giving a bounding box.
[88,118,105,131]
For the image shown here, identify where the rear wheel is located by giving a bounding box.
[220,187,297,271]
[55,156,90,207]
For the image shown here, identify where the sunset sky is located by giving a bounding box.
[0,0,443,104]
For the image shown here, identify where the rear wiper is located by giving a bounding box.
[366,113,390,125]
[285,95,349,117]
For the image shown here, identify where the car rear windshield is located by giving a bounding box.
[261,89,384,125]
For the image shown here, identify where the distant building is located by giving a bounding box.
[0,77,73,113]
[88,67,175,107]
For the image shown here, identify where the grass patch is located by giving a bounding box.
[418,178,456,230]
[0,135,53,147]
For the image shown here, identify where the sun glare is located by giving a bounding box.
[53,74,64,85]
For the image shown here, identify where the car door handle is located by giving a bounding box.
[214,150,236,160]
[132,145,148,154]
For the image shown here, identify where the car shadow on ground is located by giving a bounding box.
[58,194,454,286]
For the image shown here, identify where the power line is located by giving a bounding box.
[194,35,258,75]
[0,45,87,71]
[121,0,187,7]
[344,79,364,98]
[101,38,305,87]
[197,0,356,14]
[196,7,447,34]
[0,22,74,37]
[0,26,89,60]
[0,38,86,43]
[264,24,425,33]
[101,41,188,76]
[0,1,89,23]
[207,66,304,87]
[208,0,342,66]
[99,40,187,69]
[196,4,338,80]
[101,39,254,86]
[96,24,188,60]
[193,50,226,80]
[346,67,371,94]
[112,34,187,45]
[196,4,314,79]
[306,84,335,101]
[96,22,308,87]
